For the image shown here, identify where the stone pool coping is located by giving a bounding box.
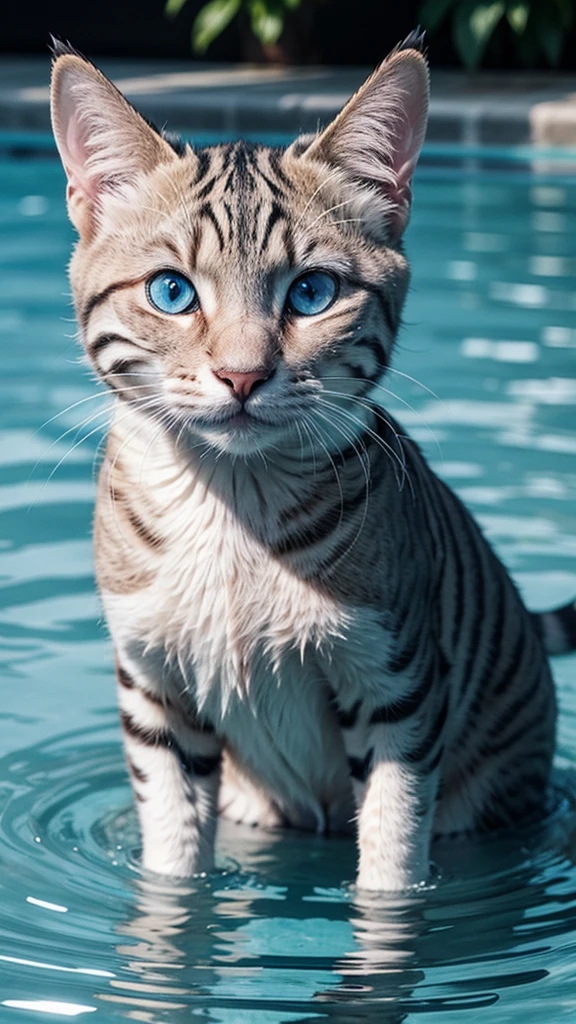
[2,54,576,145]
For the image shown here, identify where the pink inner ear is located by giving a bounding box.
[389,73,428,193]
[63,112,98,202]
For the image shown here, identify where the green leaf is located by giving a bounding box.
[506,1,529,35]
[418,0,458,33]
[248,0,286,45]
[522,0,568,65]
[538,20,565,64]
[453,0,505,69]
[192,0,242,52]
[165,0,189,19]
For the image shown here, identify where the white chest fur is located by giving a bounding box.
[100,425,392,827]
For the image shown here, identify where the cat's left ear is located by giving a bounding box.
[50,43,179,237]
[304,32,429,240]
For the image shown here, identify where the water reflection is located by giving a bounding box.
[100,790,576,1020]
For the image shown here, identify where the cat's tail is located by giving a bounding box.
[532,599,576,656]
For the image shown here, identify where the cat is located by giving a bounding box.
[50,32,576,890]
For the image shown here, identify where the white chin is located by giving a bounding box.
[200,423,278,458]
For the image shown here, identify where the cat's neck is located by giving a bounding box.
[109,399,409,537]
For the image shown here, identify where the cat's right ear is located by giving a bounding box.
[50,45,179,238]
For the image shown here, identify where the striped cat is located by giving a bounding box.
[50,35,576,890]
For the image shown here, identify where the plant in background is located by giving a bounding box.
[418,0,573,69]
[165,0,303,55]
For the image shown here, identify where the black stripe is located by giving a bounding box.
[283,225,296,267]
[196,175,220,200]
[222,201,235,244]
[110,484,163,548]
[159,238,183,263]
[427,744,444,774]
[183,754,221,777]
[492,626,528,696]
[483,695,548,760]
[191,148,211,185]
[406,695,448,763]
[369,664,433,725]
[121,709,168,747]
[89,333,145,357]
[452,498,486,694]
[434,479,466,649]
[125,505,164,549]
[464,573,506,701]
[261,202,285,251]
[81,280,135,328]
[387,637,419,675]
[267,148,292,188]
[199,203,225,251]
[251,199,263,243]
[120,711,220,777]
[127,757,148,783]
[254,166,283,199]
[476,800,513,832]
[270,500,345,556]
[348,749,373,782]
[105,358,149,380]
[116,665,165,706]
[334,698,362,729]
[485,662,542,743]
[117,664,135,689]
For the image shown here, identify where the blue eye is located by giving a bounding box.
[147,271,198,315]
[287,271,338,317]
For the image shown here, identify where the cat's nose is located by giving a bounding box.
[213,368,271,400]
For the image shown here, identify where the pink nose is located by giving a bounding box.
[213,368,270,400]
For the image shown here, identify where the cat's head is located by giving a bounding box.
[51,36,428,458]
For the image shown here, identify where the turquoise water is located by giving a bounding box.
[1,146,576,1022]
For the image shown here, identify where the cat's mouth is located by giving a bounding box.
[175,408,278,433]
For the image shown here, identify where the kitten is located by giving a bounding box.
[50,34,572,890]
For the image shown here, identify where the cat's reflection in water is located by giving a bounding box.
[103,814,576,1022]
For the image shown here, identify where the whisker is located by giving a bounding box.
[311,407,371,567]
[322,375,442,460]
[303,197,356,234]
[317,397,414,500]
[293,168,345,232]
[320,388,411,478]
[301,413,345,530]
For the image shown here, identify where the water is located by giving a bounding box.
[0,145,575,1022]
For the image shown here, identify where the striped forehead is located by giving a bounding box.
[186,141,296,263]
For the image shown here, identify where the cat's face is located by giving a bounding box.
[51,41,428,458]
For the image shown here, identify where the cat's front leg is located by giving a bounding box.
[116,656,222,877]
[337,674,446,891]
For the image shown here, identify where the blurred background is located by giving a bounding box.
[2,0,576,70]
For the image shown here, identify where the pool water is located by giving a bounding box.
[0,147,575,1023]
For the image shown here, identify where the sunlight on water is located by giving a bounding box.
[0,147,575,1022]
